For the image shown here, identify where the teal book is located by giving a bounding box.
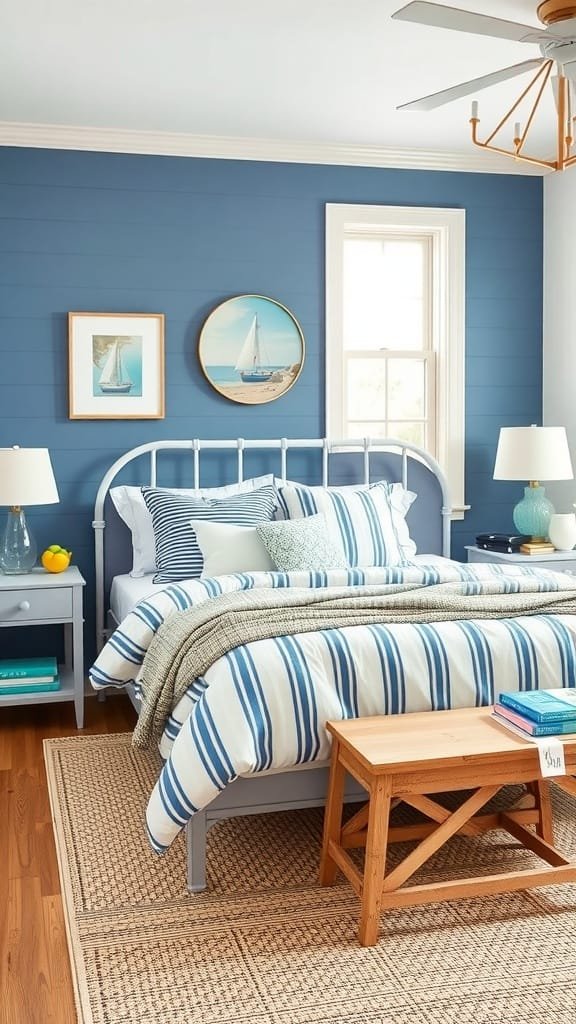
[0,676,60,694]
[0,656,58,681]
[499,688,576,725]
[493,704,576,737]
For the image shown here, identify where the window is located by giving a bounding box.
[326,204,466,517]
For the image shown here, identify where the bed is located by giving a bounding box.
[90,437,576,890]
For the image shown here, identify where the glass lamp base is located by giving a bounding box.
[512,486,555,541]
[0,507,37,574]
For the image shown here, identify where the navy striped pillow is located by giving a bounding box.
[142,484,279,583]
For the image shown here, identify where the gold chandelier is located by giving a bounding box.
[471,1,576,171]
[469,59,575,171]
[394,0,576,172]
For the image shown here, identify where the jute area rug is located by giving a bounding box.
[44,733,576,1024]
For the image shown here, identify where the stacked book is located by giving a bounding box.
[493,689,576,737]
[476,533,531,554]
[0,656,59,694]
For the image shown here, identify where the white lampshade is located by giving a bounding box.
[0,447,59,505]
[493,426,574,482]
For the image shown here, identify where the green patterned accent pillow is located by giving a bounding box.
[256,513,348,571]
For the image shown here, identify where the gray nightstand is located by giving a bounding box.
[465,545,576,575]
[0,566,86,727]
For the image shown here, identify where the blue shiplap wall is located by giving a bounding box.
[0,147,543,663]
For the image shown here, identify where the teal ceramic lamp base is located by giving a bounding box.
[512,485,555,541]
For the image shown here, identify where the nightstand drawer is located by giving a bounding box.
[0,586,72,622]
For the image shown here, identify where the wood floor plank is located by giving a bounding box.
[0,769,10,922]
[2,876,56,1024]
[0,719,12,770]
[0,873,24,1024]
[36,760,53,825]
[8,766,41,879]
[41,895,77,1024]
[36,820,62,898]
[0,693,137,1022]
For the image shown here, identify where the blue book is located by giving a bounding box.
[0,656,58,680]
[493,704,576,737]
[499,689,576,725]
[0,677,60,694]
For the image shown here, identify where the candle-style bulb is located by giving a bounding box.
[471,100,479,120]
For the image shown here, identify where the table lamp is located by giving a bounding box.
[0,446,59,574]
[493,425,573,551]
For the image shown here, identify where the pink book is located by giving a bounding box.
[493,702,576,737]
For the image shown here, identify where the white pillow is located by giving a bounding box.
[193,521,275,578]
[110,474,275,577]
[277,480,417,567]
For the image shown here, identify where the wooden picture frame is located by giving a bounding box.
[198,295,305,405]
[68,312,165,420]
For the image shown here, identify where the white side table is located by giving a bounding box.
[465,545,576,574]
[0,566,86,727]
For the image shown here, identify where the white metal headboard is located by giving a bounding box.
[93,437,452,652]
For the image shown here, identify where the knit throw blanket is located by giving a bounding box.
[133,580,576,749]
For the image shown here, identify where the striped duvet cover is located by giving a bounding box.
[90,562,576,852]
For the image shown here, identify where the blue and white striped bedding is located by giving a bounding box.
[90,562,576,853]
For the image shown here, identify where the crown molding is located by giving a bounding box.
[0,120,546,175]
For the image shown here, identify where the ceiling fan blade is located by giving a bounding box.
[542,17,576,39]
[398,59,545,111]
[392,3,543,43]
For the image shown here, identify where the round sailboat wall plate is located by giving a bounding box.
[198,295,305,405]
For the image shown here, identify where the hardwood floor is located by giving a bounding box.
[0,695,137,1024]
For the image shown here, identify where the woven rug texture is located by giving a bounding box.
[44,732,576,1024]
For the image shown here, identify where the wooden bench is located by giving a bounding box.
[319,707,576,946]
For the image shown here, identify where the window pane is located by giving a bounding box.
[348,421,425,446]
[347,421,391,440]
[348,419,424,444]
[387,422,425,447]
[388,359,425,419]
[343,238,426,352]
[346,359,386,420]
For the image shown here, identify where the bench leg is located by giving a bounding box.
[531,779,554,844]
[319,739,346,886]
[358,776,392,947]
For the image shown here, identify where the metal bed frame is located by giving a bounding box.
[93,437,452,890]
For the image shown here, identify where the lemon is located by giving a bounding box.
[41,546,72,573]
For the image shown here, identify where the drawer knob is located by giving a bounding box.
[18,600,31,611]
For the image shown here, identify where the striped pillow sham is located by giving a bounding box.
[142,484,279,583]
[276,481,416,567]
[111,474,275,577]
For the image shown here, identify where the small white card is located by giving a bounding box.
[535,737,566,778]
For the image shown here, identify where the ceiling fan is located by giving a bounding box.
[392,1,576,169]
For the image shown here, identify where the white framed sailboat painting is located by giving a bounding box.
[198,295,305,405]
[68,312,165,419]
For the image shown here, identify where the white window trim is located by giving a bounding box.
[325,203,467,519]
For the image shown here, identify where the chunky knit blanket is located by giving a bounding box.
[133,580,576,749]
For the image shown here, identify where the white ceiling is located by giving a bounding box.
[0,0,561,165]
